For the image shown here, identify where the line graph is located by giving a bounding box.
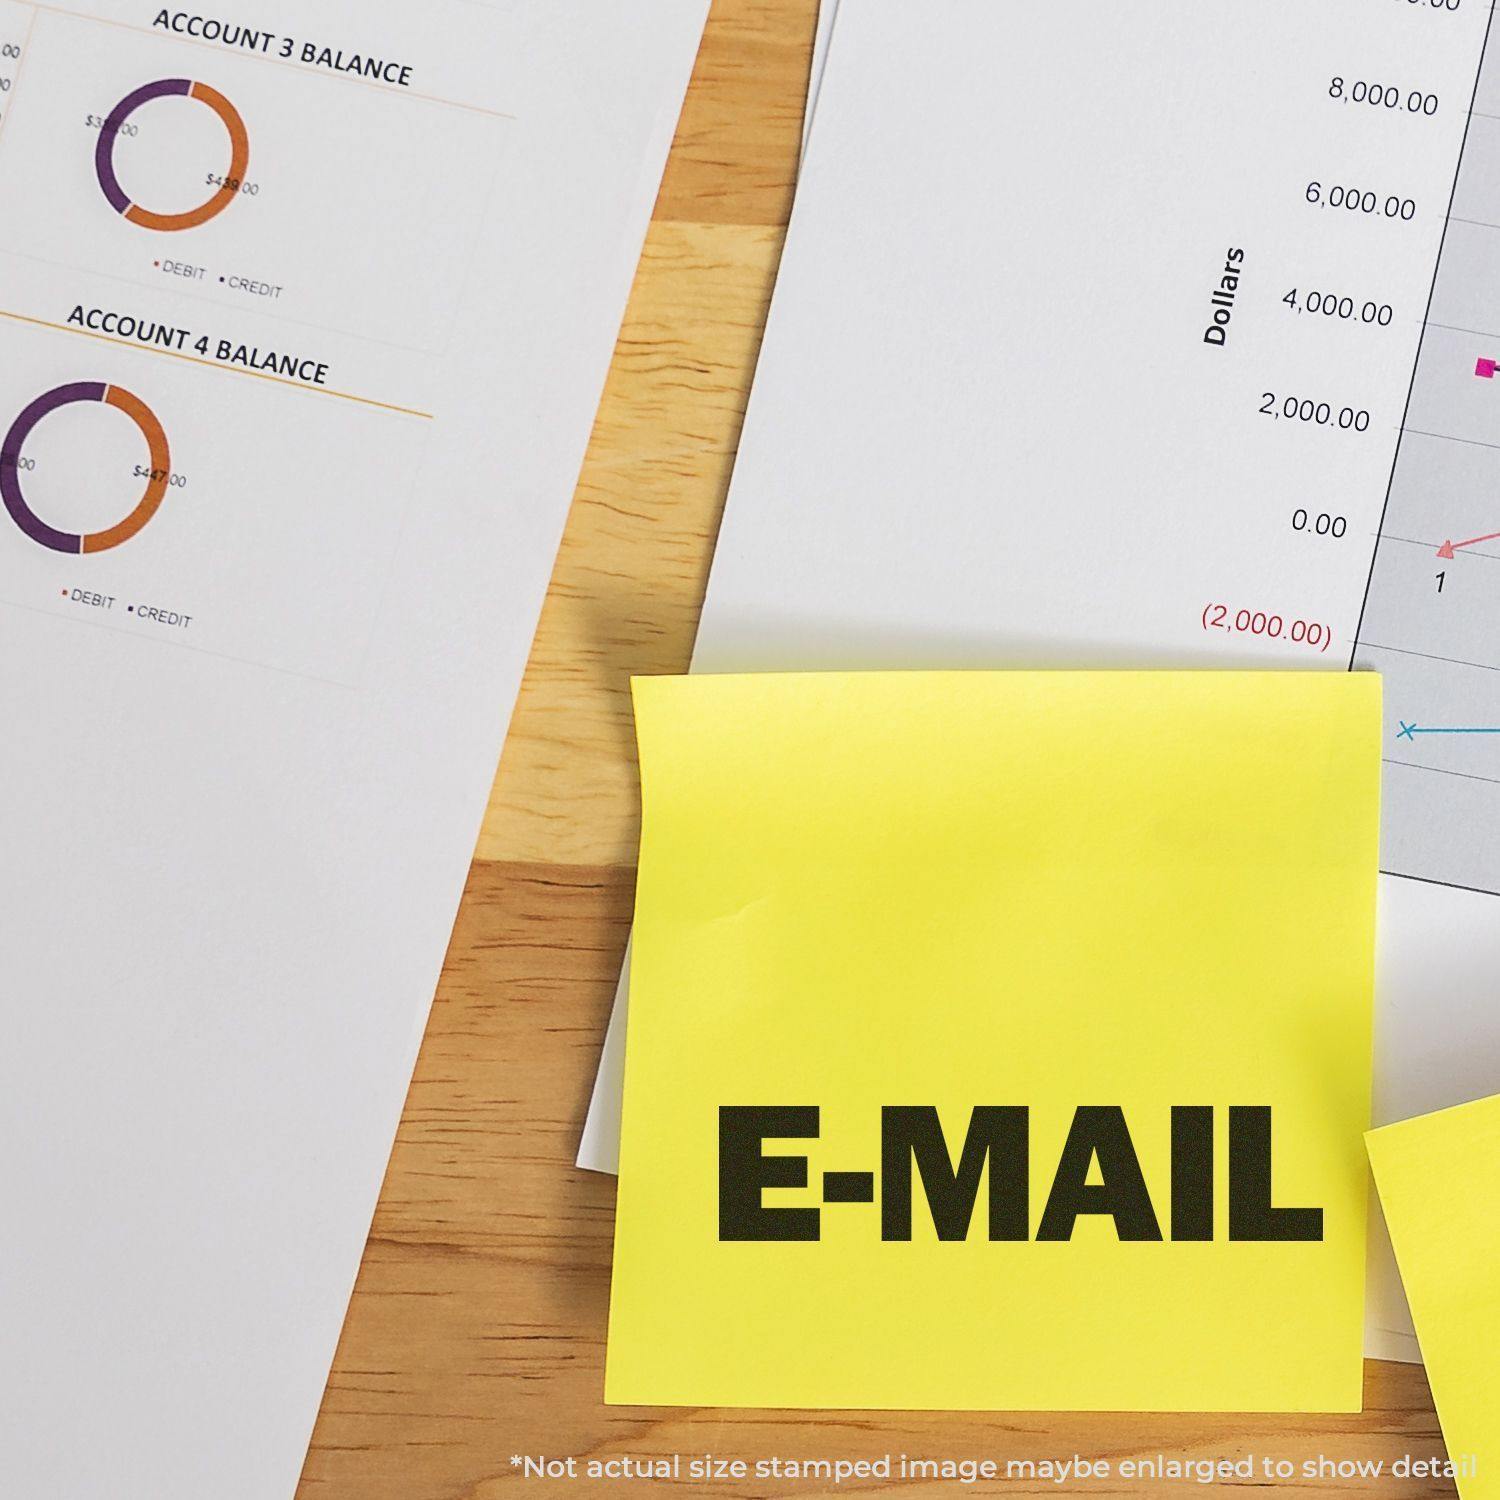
[1354,42,1500,896]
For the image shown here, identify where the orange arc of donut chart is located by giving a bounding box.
[83,385,171,553]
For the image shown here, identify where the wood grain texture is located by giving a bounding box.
[475,217,784,869]
[298,3,1455,1496]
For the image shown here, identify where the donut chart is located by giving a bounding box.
[1,383,171,554]
[95,78,249,232]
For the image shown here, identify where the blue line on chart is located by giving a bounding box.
[1398,721,1500,741]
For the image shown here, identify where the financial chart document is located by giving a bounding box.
[0,2,708,1497]
[0,0,514,681]
[583,0,1500,1362]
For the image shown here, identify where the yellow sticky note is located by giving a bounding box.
[1367,1096,1500,1495]
[607,672,1381,1412]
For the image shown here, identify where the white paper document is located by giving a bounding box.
[0,1,706,1494]
[581,0,1500,1364]
[801,0,838,159]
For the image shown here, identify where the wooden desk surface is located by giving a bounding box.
[297,4,1453,1495]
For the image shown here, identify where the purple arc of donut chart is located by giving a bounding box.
[95,78,192,216]
[1,382,172,555]
[1,383,108,553]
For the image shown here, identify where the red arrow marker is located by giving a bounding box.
[1437,531,1500,560]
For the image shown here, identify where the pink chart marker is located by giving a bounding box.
[1437,530,1500,560]
[1476,357,1498,379]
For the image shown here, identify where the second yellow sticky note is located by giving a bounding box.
[1368,1094,1500,1497]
